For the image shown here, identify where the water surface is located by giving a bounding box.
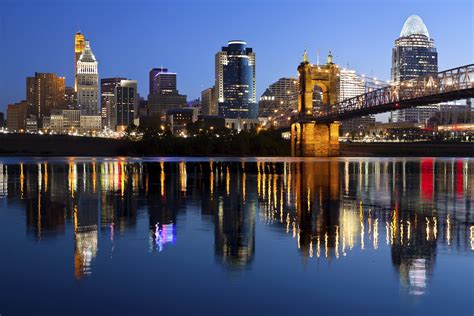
[0,157,472,315]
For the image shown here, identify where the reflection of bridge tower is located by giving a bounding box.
[291,51,341,156]
[293,161,341,258]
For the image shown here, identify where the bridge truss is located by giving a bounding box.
[316,64,474,123]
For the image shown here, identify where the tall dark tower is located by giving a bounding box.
[216,41,257,119]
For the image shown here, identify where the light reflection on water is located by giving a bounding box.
[0,157,472,314]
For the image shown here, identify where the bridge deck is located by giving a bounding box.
[314,64,474,123]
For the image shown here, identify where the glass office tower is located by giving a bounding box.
[216,41,257,119]
[391,15,438,123]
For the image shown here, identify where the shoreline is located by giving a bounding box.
[0,134,473,157]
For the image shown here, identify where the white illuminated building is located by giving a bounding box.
[77,40,99,115]
[339,69,377,133]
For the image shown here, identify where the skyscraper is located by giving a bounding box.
[149,68,177,95]
[7,101,28,132]
[148,67,187,119]
[77,40,99,115]
[101,77,126,129]
[338,69,377,133]
[74,32,85,92]
[259,78,298,114]
[26,72,66,118]
[216,41,257,119]
[201,86,217,115]
[64,86,77,107]
[115,80,138,131]
[391,15,438,123]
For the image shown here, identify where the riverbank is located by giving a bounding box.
[0,134,133,156]
[0,134,472,157]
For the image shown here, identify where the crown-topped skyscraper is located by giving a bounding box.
[74,32,85,92]
[77,40,99,115]
[391,15,438,123]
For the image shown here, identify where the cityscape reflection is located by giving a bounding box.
[0,158,472,294]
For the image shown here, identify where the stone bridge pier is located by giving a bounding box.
[291,121,340,157]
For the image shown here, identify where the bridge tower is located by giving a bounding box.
[291,51,341,157]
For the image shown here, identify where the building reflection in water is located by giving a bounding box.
[1,158,472,293]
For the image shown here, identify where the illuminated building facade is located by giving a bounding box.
[74,32,85,92]
[216,41,257,119]
[25,115,38,133]
[26,72,66,118]
[201,86,217,115]
[436,99,472,125]
[115,80,138,131]
[77,40,99,115]
[258,77,298,127]
[147,68,187,119]
[338,69,376,133]
[7,101,28,132]
[63,109,81,132]
[80,115,102,135]
[64,86,77,107]
[391,15,438,123]
[101,77,126,130]
[149,68,177,95]
[166,108,198,134]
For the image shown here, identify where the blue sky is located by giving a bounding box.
[0,0,472,117]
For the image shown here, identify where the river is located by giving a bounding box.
[0,157,472,315]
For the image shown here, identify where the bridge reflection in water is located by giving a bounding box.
[0,158,472,295]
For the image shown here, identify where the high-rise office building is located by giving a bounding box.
[216,41,257,119]
[201,86,217,115]
[77,40,99,115]
[338,69,376,133]
[339,69,365,101]
[148,67,187,119]
[64,86,77,107]
[258,78,298,127]
[74,32,85,92]
[7,101,28,132]
[101,77,126,130]
[391,15,438,123]
[26,72,66,118]
[259,78,298,115]
[149,68,177,95]
[115,80,138,131]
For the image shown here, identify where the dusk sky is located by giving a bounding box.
[1,0,472,116]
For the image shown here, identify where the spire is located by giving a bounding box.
[79,40,97,63]
[327,50,333,64]
[303,50,309,63]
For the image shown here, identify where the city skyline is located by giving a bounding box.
[1,0,472,118]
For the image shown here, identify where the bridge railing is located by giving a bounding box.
[318,64,474,119]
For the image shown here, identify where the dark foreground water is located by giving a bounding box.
[0,157,472,315]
